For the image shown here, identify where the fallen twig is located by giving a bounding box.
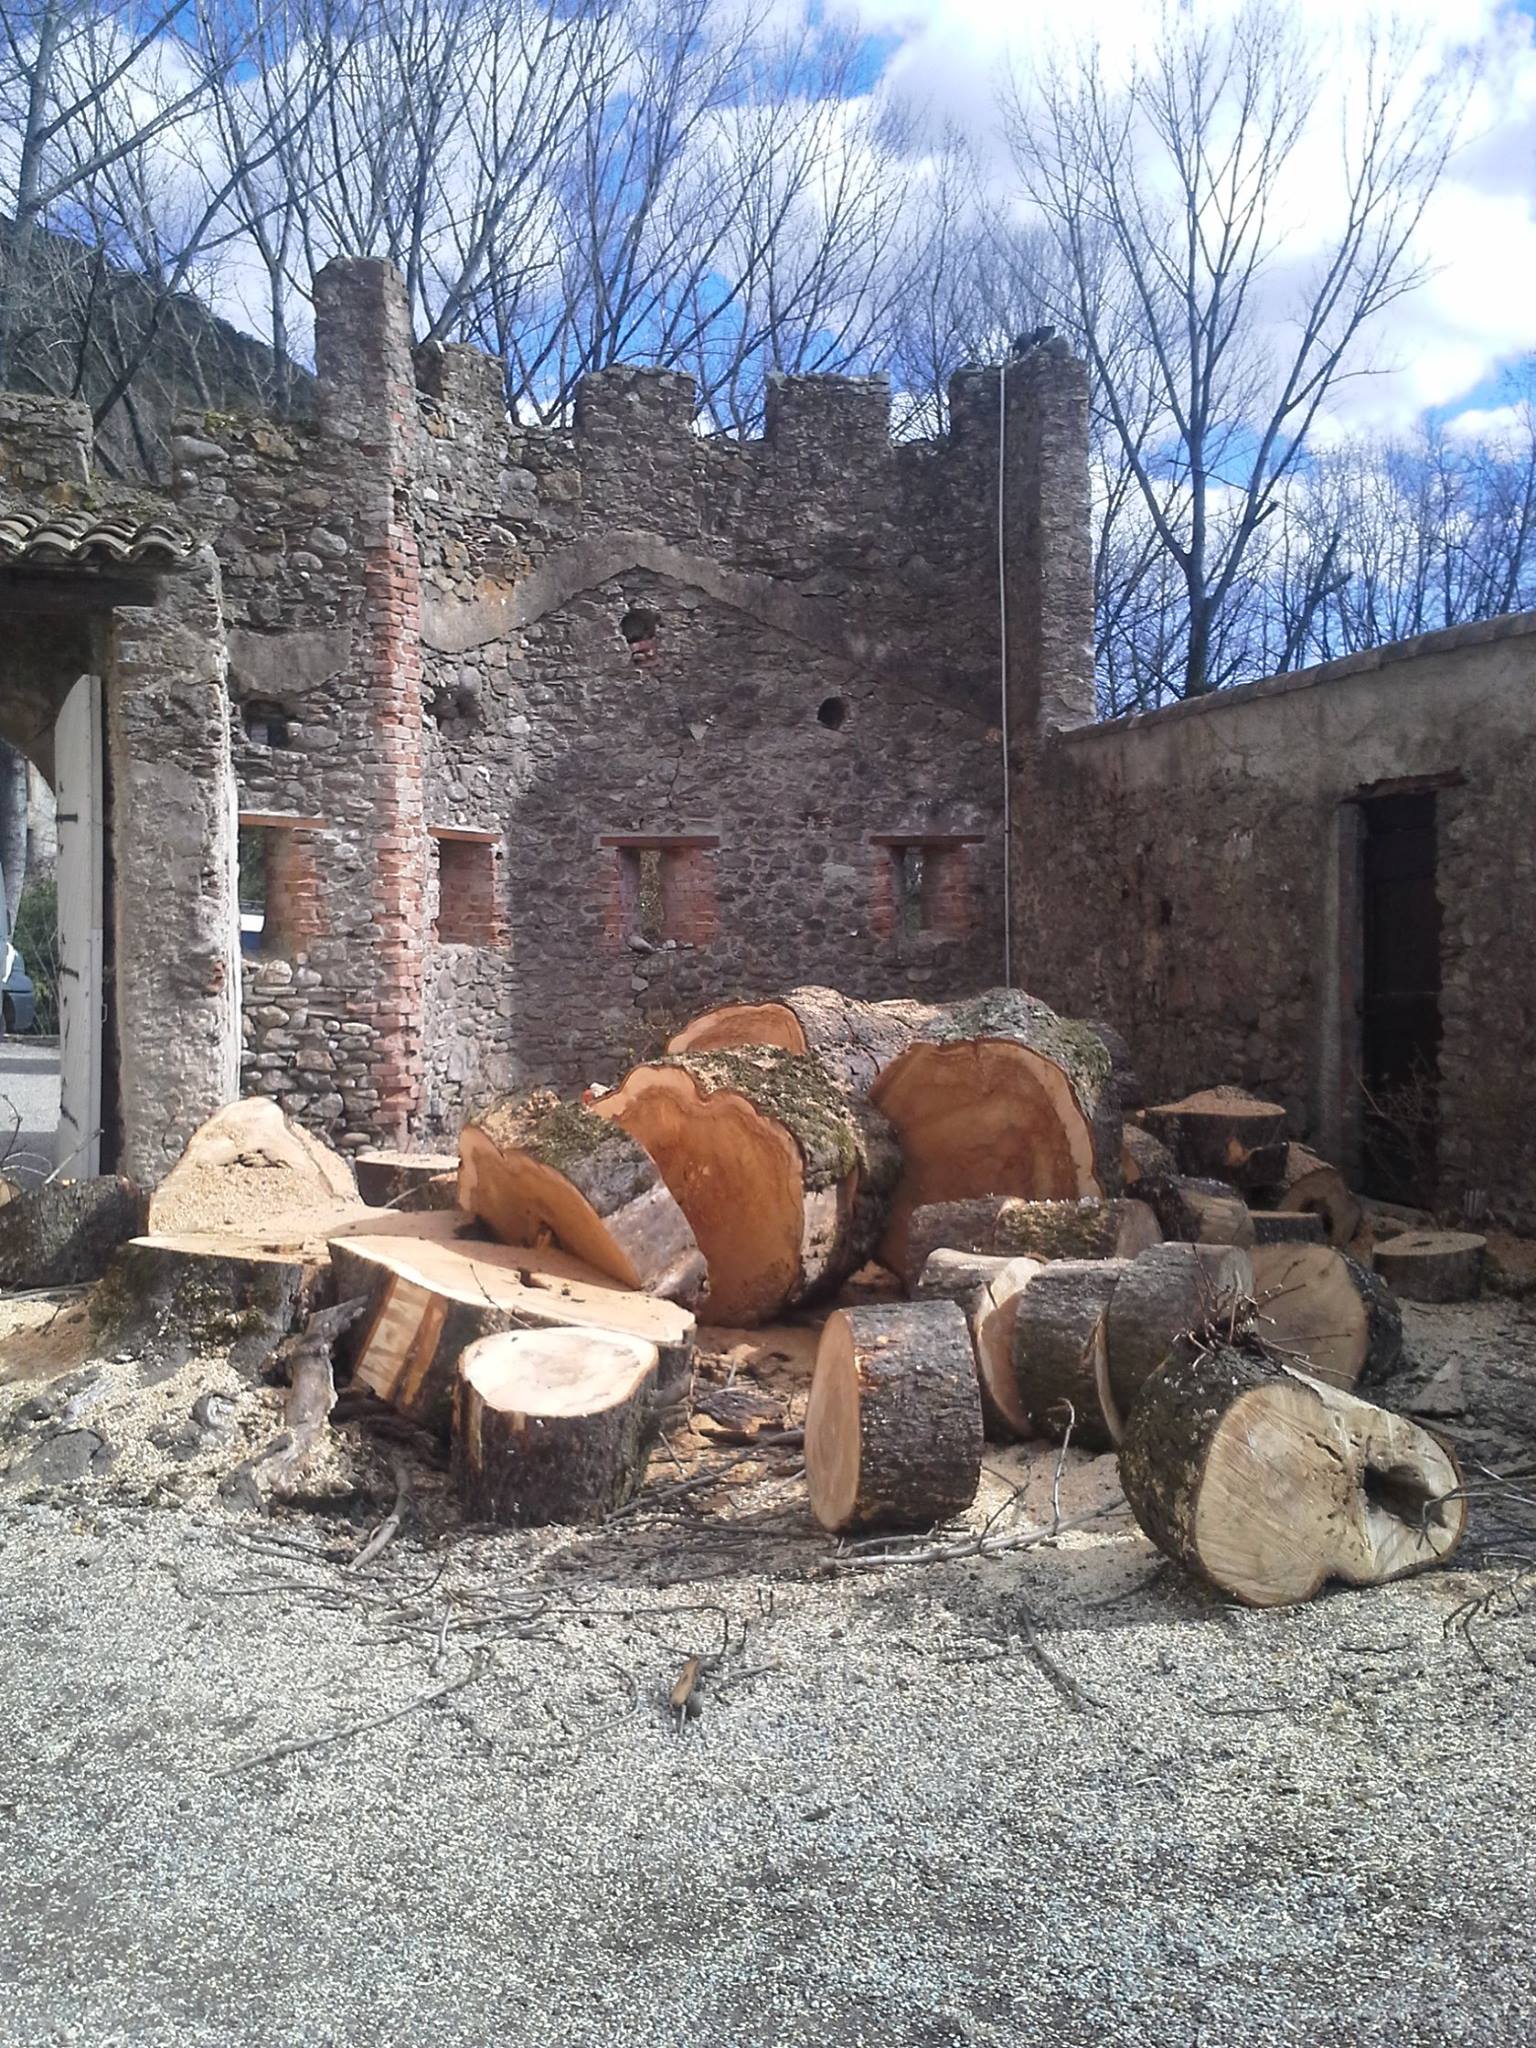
[211,1652,489,1776]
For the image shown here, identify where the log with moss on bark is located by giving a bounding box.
[864,989,1123,1276]
[1011,1257,1135,1449]
[1120,1123,1176,1187]
[593,1047,900,1325]
[1137,1174,1255,1248]
[666,985,933,1095]
[902,1195,1160,1293]
[1118,1341,1466,1606]
[915,1248,1046,1439]
[1104,1241,1254,1415]
[458,1091,705,1306]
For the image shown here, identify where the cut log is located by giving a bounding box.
[458,1092,705,1306]
[0,1176,148,1289]
[667,985,931,1095]
[1250,1210,1327,1246]
[328,1228,695,1433]
[1372,1230,1486,1304]
[1142,1087,1288,1187]
[148,1097,357,1236]
[915,1248,1045,1440]
[90,1234,321,1371]
[453,1328,660,1525]
[592,1048,899,1324]
[1104,1242,1254,1414]
[1120,1123,1175,1187]
[1086,1021,1145,1114]
[903,1194,1160,1292]
[1250,1144,1362,1248]
[1250,1243,1402,1388]
[1118,1342,1466,1606]
[1138,1175,1255,1249]
[867,990,1122,1275]
[805,1300,983,1534]
[355,1150,460,1209]
[1012,1257,1134,1449]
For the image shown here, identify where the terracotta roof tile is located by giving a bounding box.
[0,505,197,567]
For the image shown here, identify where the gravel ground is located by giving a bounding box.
[1,1295,1534,2047]
[0,1039,60,1188]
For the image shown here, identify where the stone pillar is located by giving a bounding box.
[1000,341,1095,740]
[109,546,241,1181]
[314,257,429,1143]
[0,393,91,492]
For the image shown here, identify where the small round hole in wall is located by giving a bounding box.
[817,696,848,731]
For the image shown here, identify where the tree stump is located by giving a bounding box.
[915,1248,1045,1439]
[902,1194,1159,1292]
[458,1092,705,1306]
[1250,1144,1362,1247]
[805,1301,983,1534]
[91,1233,319,1371]
[593,1048,899,1324]
[1118,1342,1466,1606]
[1372,1230,1486,1303]
[453,1328,660,1525]
[1142,1087,1288,1187]
[0,1176,148,1289]
[1012,1258,1134,1449]
[1251,1243,1402,1387]
[1104,1242,1253,1413]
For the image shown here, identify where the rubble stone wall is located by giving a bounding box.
[1012,616,1536,1226]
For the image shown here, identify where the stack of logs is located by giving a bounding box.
[92,988,1470,1606]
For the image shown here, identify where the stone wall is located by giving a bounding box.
[1011,616,1536,1226]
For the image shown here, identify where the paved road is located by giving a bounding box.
[0,1038,60,1186]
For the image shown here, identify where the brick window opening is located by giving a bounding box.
[433,830,502,946]
[604,834,719,946]
[239,815,325,958]
[872,835,980,940]
[620,607,659,667]
[242,698,291,748]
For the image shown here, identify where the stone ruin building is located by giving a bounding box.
[1,255,1532,1229]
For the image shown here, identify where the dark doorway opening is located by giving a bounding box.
[1359,789,1441,1205]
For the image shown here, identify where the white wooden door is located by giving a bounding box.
[54,673,103,1177]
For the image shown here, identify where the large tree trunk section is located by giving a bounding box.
[915,1248,1045,1440]
[593,1048,899,1325]
[1250,1144,1362,1248]
[1011,1258,1133,1449]
[1142,1088,1288,1188]
[1118,1343,1467,1606]
[328,1229,695,1435]
[90,1234,321,1372]
[805,1301,983,1535]
[867,991,1121,1276]
[903,1195,1160,1292]
[667,986,931,1095]
[147,1097,358,1237]
[453,1329,660,1525]
[457,1094,705,1307]
[0,1176,148,1289]
[1251,1210,1326,1246]
[1105,1243,1254,1414]
[1137,1175,1256,1249]
[1121,1123,1175,1187]
[1372,1230,1486,1304]
[355,1151,460,1209]
[1250,1243,1402,1389]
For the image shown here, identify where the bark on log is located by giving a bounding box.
[1372,1230,1486,1304]
[0,1176,148,1289]
[1250,1243,1402,1388]
[328,1228,695,1434]
[458,1092,705,1306]
[805,1300,983,1534]
[667,985,932,1095]
[1012,1257,1134,1449]
[453,1328,660,1525]
[90,1233,320,1371]
[1250,1144,1362,1248]
[1118,1342,1467,1606]
[903,1195,1160,1292]
[867,990,1122,1275]
[1121,1123,1176,1187]
[915,1248,1045,1440]
[1086,1021,1145,1114]
[355,1151,460,1209]
[1251,1210,1327,1246]
[1138,1175,1256,1248]
[1105,1242,1254,1414]
[593,1048,899,1324]
[1142,1088,1288,1188]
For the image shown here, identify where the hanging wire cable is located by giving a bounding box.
[997,356,1013,988]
